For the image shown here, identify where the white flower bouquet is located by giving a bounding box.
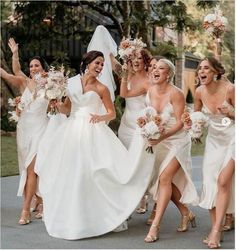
[182,111,209,143]
[137,107,168,153]
[36,66,69,115]
[8,96,24,123]
[203,7,228,38]
[118,37,147,62]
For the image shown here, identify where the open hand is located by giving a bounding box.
[90,114,101,123]
[8,38,19,54]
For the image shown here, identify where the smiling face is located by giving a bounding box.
[131,50,145,72]
[197,59,217,85]
[151,61,170,84]
[148,58,158,74]
[29,59,44,78]
[87,56,104,77]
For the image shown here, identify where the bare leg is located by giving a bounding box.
[19,157,37,224]
[208,159,235,248]
[171,183,189,215]
[145,158,180,242]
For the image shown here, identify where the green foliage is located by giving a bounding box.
[150,41,177,61]
[1,114,16,132]
[151,0,199,32]
[108,95,124,134]
[1,136,19,177]
[196,0,219,10]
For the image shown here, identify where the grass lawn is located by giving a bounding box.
[1,135,19,177]
[1,131,206,177]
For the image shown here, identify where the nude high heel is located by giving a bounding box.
[177,211,196,232]
[207,229,222,249]
[35,203,43,219]
[18,210,31,225]
[136,194,148,214]
[144,223,160,243]
[146,203,156,225]
[222,214,234,231]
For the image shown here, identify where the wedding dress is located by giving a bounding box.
[199,100,235,213]
[35,77,155,240]
[17,87,49,196]
[118,83,146,149]
[146,93,199,205]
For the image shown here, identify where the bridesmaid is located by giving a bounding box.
[194,57,234,249]
[0,38,49,224]
[111,49,151,213]
[144,59,199,243]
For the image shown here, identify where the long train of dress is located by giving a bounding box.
[35,78,156,240]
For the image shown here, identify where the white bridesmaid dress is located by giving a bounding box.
[199,101,235,213]
[118,83,146,149]
[35,77,155,240]
[17,87,49,196]
[146,94,199,205]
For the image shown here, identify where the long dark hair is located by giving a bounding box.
[80,51,104,74]
[28,56,49,72]
[140,49,151,71]
[197,57,225,80]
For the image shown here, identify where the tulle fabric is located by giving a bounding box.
[35,78,155,240]
[87,25,117,101]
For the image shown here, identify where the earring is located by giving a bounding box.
[85,68,89,74]
[166,76,170,83]
[213,75,218,81]
[195,77,200,86]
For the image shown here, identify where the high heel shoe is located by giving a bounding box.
[222,214,235,231]
[18,210,31,225]
[146,203,156,225]
[30,195,40,212]
[144,223,160,243]
[35,204,43,219]
[136,195,148,214]
[207,229,222,249]
[177,211,196,232]
[203,231,224,245]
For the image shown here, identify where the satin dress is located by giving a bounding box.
[118,83,146,149]
[199,101,235,213]
[146,93,199,206]
[17,87,49,196]
[35,77,155,240]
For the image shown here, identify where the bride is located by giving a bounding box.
[35,50,156,240]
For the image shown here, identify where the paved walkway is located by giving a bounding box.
[1,157,235,249]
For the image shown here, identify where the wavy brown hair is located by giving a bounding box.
[197,57,225,80]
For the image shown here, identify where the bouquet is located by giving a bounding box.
[36,66,69,115]
[137,107,169,153]
[8,96,24,123]
[118,37,147,62]
[203,7,228,39]
[182,111,209,143]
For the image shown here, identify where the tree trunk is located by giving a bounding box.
[121,0,131,37]
[175,31,184,89]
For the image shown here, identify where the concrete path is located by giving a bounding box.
[1,156,235,249]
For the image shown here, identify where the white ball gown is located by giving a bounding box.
[17,87,49,196]
[199,101,235,213]
[118,83,146,149]
[146,94,199,205]
[35,77,155,240]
